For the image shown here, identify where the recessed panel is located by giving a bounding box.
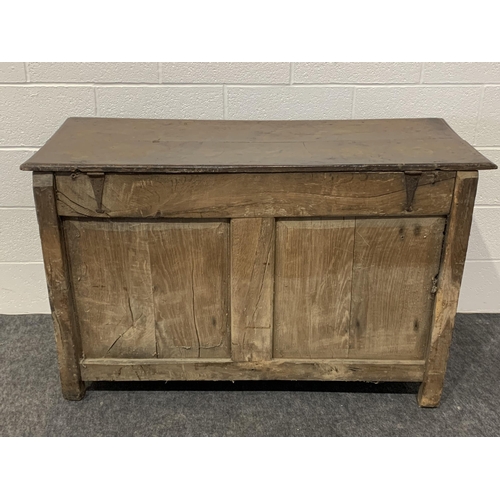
[64,220,230,359]
[349,217,445,359]
[274,219,354,359]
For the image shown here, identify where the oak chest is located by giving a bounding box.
[22,117,497,406]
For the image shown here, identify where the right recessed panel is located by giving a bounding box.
[349,217,446,360]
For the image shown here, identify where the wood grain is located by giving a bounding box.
[231,218,274,361]
[80,358,425,382]
[149,221,230,359]
[63,220,230,360]
[21,117,496,172]
[64,220,157,358]
[274,219,354,359]
[55,171,456,218]
[33,173,85,400]
[349,217,446,360]
[418,171,479,407]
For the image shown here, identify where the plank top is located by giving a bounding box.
[21,117,497,173]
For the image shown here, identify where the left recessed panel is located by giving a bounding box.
[63,219,230,359]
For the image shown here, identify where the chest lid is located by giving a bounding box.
[20,117,497,173]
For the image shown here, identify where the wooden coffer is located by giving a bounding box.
[22,117,497,406]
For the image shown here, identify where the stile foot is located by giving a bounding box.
[417,378,443,408]
[61,380,86,401]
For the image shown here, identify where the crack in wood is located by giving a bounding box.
[104,297,143,356]
[57,191,92,216]
[191,266,201,358]
[254,228,273,320]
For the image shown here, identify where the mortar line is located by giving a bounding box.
[0,82,497,88]
[93,86,98,116]
[0,147,39,151]
[0,261,44,265]
[0,206,36,210]
[473,85,486,146]
[223,85,228,119]
[465,259,500,263]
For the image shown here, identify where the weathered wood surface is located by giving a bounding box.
[33,173,85,400]
[231,218,274,361]
[64,220,230,359]
[55,171,456,218]
[26,117,491,405]
[21,117,496,172]
[418,171,479,407]
[274,219,354,358]
[149,221,230,359]
[349,218,446,360]
[64,220,156,358]
[80,358,425,382]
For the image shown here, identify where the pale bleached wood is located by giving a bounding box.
[64,220,230,360]
[33,173,85,400]
[349,217,446,360]
[274,219,354,358]
[55,171,455,218]
[148,221,230,359]
[80,358,425,382]
[63,220,157,359]
[231,218,275,361]
[418,171,479,407]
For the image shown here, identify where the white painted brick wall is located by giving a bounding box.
[27,62,159,83]
[0,264,49,314]
[354,86,482,143]
[458,261,500,313]
[468,208,500,260]
[0,62,499,313]
[96,86,224,119]
[293,62,422,84]
[0,209,42,262]
[0,63,25,82]
[161,62,290,84]
[422,63,500,84]
[476,149,500,204]
[227,86,353,119]
[476,86,500,146]
[0,86,95,146]
[0,150,36,206]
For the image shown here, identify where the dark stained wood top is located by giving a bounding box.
[21,117,497,173]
